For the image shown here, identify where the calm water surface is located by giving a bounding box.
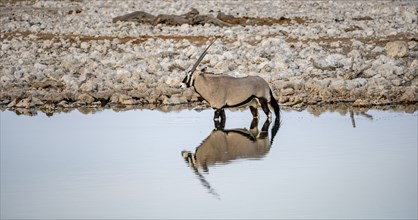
[1,108,417,219]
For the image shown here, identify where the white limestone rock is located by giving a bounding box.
[80,80,97,93]
[386,41,408,58]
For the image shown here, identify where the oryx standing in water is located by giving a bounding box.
[180,39,280,121]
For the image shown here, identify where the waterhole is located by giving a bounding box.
[1,107,417,219]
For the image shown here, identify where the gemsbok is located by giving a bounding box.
[180,39,281,121]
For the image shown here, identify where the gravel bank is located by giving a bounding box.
[1,0,417,112]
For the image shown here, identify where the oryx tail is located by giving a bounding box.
[269,90,280,118]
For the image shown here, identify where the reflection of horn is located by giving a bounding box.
[181,151,220,199]
[190,38,217,75]
[192,168,220,199]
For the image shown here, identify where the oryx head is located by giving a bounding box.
[180,38,217,88]
[180,70,194,88]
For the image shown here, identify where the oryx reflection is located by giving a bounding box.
[181,118,280,198]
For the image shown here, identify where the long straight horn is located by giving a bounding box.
[190,38,217,74]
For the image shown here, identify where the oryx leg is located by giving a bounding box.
[259,118,271,139]
[250,106,259,119]
[259,98,272,120]
[214,109,221,120]
[220,109,226,120]
[214,109,226,121]
[214,109,226,129]
[214,117,226,130]
[249,117,259,136]
[250,117,259,130]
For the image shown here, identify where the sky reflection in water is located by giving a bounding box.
[1,108,417,219]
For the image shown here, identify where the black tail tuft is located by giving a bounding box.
[269,90,281,118]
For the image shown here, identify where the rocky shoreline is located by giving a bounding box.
[1,0,417,113]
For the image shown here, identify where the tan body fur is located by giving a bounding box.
[193,73,271,109]
[193,128,270,170]
[182,118,279,172]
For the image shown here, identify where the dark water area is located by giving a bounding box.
[1,107,417,219]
